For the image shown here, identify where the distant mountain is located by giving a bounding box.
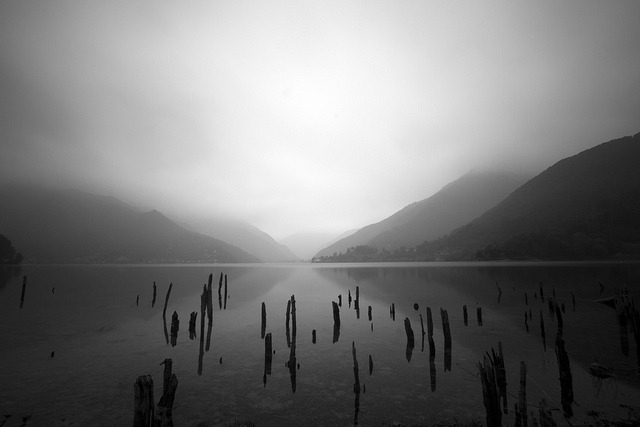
[280,229,358,260]
[188,217,299,262]
[418,132,640,260]
[314,171,527,258]
[0,185,258,263]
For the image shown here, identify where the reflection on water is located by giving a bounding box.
[0,263,639,425]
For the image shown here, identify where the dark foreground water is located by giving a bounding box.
[1,262,639,426]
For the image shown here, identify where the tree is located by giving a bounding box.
[0,234,23,264]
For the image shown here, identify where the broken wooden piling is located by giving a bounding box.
[206,274,213,325]
[223,274,228,310]
[368,354,373,375]
[477,306,483,326]
[261,302,266,339]
[441,308,452,372]
[287,296,297,393]
[463,305,468,326]
[516,361,527,427]
[390,303,396,321]
[312,329,316,344]
[540,310,546,351]
[404,317,415,362]
[162,283,173,321]
[133,375,154,427]
[338,294,342,307]
[332,300,341,327]
[198,286,206,375]
[170,311,179,347]
[555,334,573,417]
[352,341,361,425]
[19,275,26,308]
[157,358,178,426]
[188,311,197,340]
[419,314,426,336]
[136,294,139,306]
[478,355,502,427]
[429,335,436,392]
[264,332,272,385]
[152,282,157,307]
[367,305,372,322]
[426,307,434,337]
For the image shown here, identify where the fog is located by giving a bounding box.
[2,1,639,239]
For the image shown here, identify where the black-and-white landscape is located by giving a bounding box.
[1,1,640,426]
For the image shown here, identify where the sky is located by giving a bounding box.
[1,1,640,240]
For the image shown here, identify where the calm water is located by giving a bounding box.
[1,262,639,426]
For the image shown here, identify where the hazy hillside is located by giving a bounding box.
[418,132,640,260]
[188,217,299,262]
[0,185,258,263]
[280,229,358,260]
[314,171,527,258]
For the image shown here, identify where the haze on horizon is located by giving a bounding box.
[1,1,640,241]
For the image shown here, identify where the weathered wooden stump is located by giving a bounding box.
[338,294,342,307]
[478,355,501,427]
[312,329,316,344]
[555,334,573,417]
[441,308,452,372]
[367,305,372,322]
[264,332,272,382]
[157,359,178,427]
[390,303,396,321]
[515,361,527,427]
[352,341,361,425]
[426,307,433,337]
[206,274,213,325]
[223,274,228,310]
[170,311,179,347]
[571,291,576,311]
[477,306,483,326]
[133,375,154,427]
[538,398,556,427]
[332,301,340,327]
[368,354,373,375]
[419,314,426,336]
[152,282,157,307]
[404,317,415,362]
[348,289,352,307]
[136,294,139,306]
[261,302,266,339]
[429,336,436,392]
[463,305,468,326]
[20,275,26,308]
[188,311,197,340]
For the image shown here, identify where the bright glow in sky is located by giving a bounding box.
[2,1,640,239]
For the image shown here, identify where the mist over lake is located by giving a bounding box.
[1,263,639,425]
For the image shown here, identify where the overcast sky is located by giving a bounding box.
[1,1,639,240]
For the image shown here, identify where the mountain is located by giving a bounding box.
[314,171,528,258]
[279,229,358,260]
[418,132,640,260]
[0,185,258,263]
[187,217,299,262]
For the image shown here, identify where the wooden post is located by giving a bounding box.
[170,311,179,347]
[338,294,342,307]
[391,303,396,321]
[517,361,527,427]
[404,317,415,362]
[20,275,26,308]
[348,290,352,307]
[287,296,297,393]
[223,274,228,310]
[218,273,223,309]
[367,305,372,322]
[429,335,436,392]
[555,334,573,417]
[286,298,292,348]
[490,342,508,414]
[264,332,272,386]
[571,292,576,311]
[540,310,546,352]
[261,302,266,339]
[162,283,173,321]
[426,307,433,337]
[477,306,483,326]
[524,311,529,333]
[188,311,197,340]
[152,282,157,307]
[133,375,154,427]
[136,294,139,307]
[419,314,426,336]
[312,329,316,344]
[441,308,452,372]
[199,286,206,374]
[157,358,178,427]
[206,274,213,325]
[332,301,340,327]
[525,292,528,306]
[368,354,373,375]
[463,305,468,326]
[478,355,501,427]
[352,341,361,426]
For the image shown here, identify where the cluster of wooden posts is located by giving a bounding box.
[133,272,228,426]
[127,273,640,426]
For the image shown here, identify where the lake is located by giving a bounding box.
[1,262,639,426]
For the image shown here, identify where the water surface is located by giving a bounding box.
[1,262,639,426]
